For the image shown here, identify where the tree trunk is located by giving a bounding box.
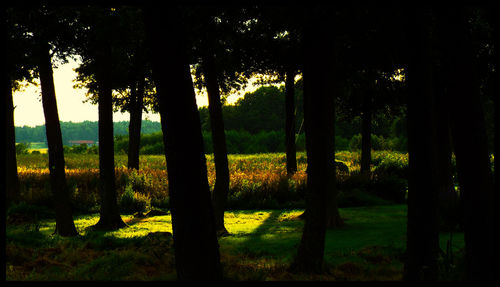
[403,7,440,280]
[434,68,456,231]
[5,7,20,205]
[492,6,499,281]
[202,53,230,237]
[289,5,339,274]
[6,75,20,205]
[37,40,78,237]
[93,39,126,231]
[128,77,144,170]
[285,67,297,176]
[144,5,222,280]
[360,88,372,178]
[437,6,494,281]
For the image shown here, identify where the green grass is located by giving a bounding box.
[5,205,465,281]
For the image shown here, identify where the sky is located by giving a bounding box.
[12,58,263,127]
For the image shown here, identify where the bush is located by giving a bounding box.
[119,184,151,214]
[349,134,390,151]
[16,143,30,155]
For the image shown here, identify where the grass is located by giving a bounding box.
[5,204,465,281]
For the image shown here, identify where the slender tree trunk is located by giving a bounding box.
[37,40,78,237]
[492,6,499,281]
[285,67,298,176]
[5,7,19,205]
[434,68,456,231]
[403,7,440,280]
[437,6,494,281]
[144,5,222,280]
[360,88,372,178]
[128,77,144,170]
[289,5,338,274]
[202,53,230,237]
[6,77,20,204]
[93,40,126,231]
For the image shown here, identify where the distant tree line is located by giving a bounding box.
[15,120,162,145]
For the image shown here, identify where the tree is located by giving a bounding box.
[4,8,20,205]
[437,6,495,281]
[77,6,126,230]
[196,10,231,237]
[403,6,440,280]
[28,6,79,236]
[285,66,298,175]
[144,4,222,280]
[73,6,155,171]
[289,4,339,274]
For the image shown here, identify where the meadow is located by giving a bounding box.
[13,151,409,213]
[5,205,465,280]
[7,151,466,280]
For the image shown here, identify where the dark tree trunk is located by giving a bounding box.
[285,67,297,176]
[144,5,222,280]
[202,53,230,237]
[93,40,126,231]
[360,88,372,178]
[5,7,19,205]
[6,76,20,205]
[403,7,440,280]
[128,77,144,170]
[289,5,339,274]
[493,6,499,280]
[37,40,78,237]
[437,6,494,281]
[434,69,456,231]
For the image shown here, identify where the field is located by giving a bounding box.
[6,151,466,280]
[5,205,465,280]
[14,151,409,212]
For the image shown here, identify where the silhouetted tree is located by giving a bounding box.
[289,4,340,274]
[285,65,298,175]
[4,8,20,205]
[437,6,494,281]
[144,4,222,280]
[197,11,231,236]
[28,6,79,236]
[403,6,440,280]
[80,7,126,230]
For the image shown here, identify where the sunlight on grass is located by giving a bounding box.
[6,205,466,281]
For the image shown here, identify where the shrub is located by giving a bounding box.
[16,143,30,155]
[349,134,390,151]
[119,184,151,214]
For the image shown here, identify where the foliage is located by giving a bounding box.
[15,143,31,155]
[119,184,151,214]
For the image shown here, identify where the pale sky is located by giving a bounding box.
[12,58,266,127]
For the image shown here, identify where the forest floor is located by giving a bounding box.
[5,204,465,281]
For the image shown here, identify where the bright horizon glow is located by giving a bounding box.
[13,58,270,128]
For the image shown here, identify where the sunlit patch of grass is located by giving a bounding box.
[6,205,465,281]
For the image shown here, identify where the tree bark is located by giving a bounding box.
[437,6,494,281]
[360,87,372,178]
[5,7,20,205]
[128,77,144,170]
[144,5,222,280]
[289,5,339,274]
[37,40,78,237]
[202,53,230,237]
[285,67,297,176]
[403,7,440,280]
[6,75,20,205]
[93,39,126,231]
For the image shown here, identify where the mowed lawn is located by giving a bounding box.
[5,204,465,281]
